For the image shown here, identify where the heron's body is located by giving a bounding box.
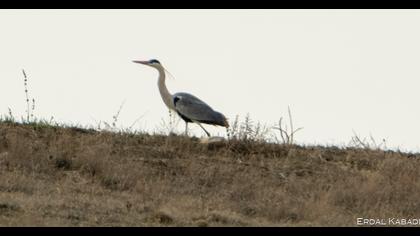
[133,59,228,137]
[173,92,228,127]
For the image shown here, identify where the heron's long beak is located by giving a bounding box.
[132,60,148,65]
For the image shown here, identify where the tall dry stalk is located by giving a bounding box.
[273,106,303,145]
[22,69,35,123]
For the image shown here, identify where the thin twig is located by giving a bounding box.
[112,100,126,128]
[129,111,148,130]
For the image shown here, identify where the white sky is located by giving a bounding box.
[1,9,420,152]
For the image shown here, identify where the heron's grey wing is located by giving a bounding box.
[173,92,224,125]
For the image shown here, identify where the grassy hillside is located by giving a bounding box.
[0,121,419,226]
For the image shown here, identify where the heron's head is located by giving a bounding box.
[132,59,162,69]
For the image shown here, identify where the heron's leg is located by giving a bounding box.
[185,122,189,136]
[196,122,211,137]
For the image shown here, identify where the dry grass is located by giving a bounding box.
[0,121,419,226]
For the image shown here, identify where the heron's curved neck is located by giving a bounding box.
[157,67,175,110]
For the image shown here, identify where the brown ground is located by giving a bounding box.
[0,121,419,226]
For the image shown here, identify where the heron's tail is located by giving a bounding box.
[212,111,229,128]
[223,117,230,128]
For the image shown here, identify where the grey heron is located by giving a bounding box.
[133,59,229,137]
